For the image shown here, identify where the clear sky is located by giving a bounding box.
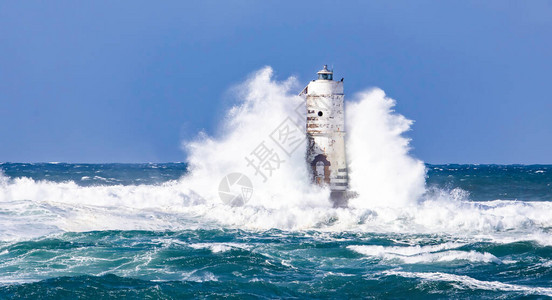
[1,1,551,164]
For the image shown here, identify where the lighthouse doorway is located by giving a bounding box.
[315,161,325,183]
[311,154,331,185]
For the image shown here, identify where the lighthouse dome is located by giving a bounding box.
[317,65,333,80]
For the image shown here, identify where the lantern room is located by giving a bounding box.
[317,65,333,80]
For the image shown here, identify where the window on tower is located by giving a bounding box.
[318,73,332,80]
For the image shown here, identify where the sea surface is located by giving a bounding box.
[0,163,551,298]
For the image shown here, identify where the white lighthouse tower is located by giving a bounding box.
[300,65,349,206]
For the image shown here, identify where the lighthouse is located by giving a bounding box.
[300,65,349,206]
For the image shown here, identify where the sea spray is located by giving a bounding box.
[182,67,328,210]
[0,68,552,239]
[2,68,552,297]
[183,67,427,209]
[346,88,426,208]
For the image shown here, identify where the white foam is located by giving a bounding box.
[188,243,251,253]
[348,243,501,264]
[385,271,552,296]
[0,67,552,245]
[346,89,426,208]
[0,277,40,286]
[181,271,218,282]
[349,242,465,256]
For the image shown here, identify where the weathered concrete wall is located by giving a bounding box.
[305,78,348,192]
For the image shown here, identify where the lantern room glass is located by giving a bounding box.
[318,73,332,80]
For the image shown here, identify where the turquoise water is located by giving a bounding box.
[1,163,552,298]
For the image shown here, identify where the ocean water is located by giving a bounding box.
[1,68,551,298]
[0,163,552,298]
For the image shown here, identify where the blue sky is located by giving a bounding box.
[1,1,551,163]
